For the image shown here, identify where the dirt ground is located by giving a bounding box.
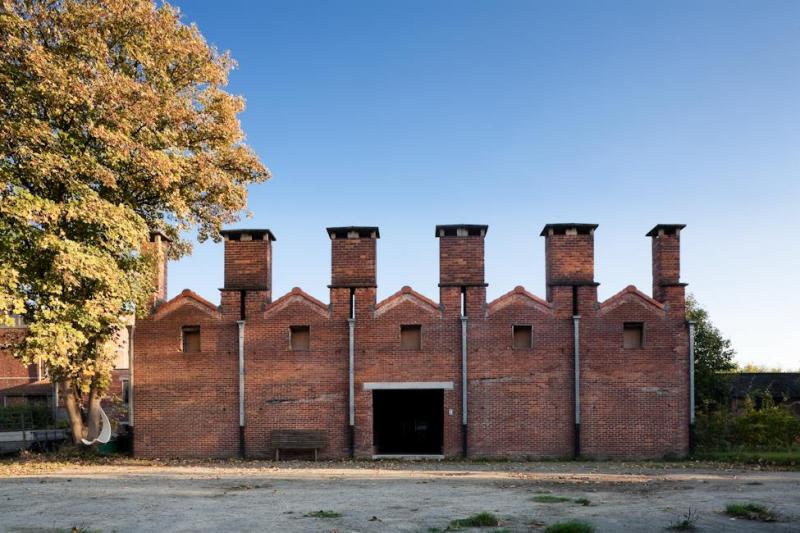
[1,459,799,532]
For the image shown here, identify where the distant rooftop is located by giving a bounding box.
[729,372,800,399]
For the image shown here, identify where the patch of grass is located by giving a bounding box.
[448,512,499,529]
[667,508,699,530]
[533,494,572,503]
[573,497,591,506]
[724,502,777,522]
[304,510,342,519]
[544,520,595,533]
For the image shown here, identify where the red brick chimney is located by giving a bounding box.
[144,231,170,309]
[327,227,380,316]
[220,228,276,319]
[540,223,598,315]
[647,224,686,313]
[436,224,488,316]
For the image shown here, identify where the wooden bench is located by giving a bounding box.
[270,429,327,461]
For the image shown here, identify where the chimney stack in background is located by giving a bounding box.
[541,223,599,315]
[436,224,488,316]
[647,224,687,314]
[145,231,171,308]
[327,226,380,316]
[220,229,276,319]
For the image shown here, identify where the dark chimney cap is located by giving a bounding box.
[435,224,488,237]
[148,230,172,243]
[540,223,598,236]
[220,228,276,241]
[646,224,686,237]
[326,226,380,239]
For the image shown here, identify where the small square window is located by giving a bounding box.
[513,325,532,349]
[182,326,200,353]
[623,323,644,349]
[290,326,310,351]
[400,325,422,350]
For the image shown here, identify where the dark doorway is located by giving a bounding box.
[373,389,444,454]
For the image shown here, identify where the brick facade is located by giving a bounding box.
[133,223,690,460]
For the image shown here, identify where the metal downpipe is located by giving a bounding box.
[348,317,355,458]
[573,315,581,458]
[461,315,468,457]
[237,320,245,458]
[688,320,696,453]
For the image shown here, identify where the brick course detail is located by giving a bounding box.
[133,223,690,460]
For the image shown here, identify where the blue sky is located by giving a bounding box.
[169,0,799,369]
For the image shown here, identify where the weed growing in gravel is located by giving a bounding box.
[667,508,699,530]
[448,512,500,528]
[724,502,777,521]
[574,497,591,506]
[304,510,342,518]
[544,520,595,533]
[533,495,572,503]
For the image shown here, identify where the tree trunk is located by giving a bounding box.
[63,378,85,445]
[85,385,103,441]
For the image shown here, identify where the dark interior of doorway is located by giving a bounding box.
[373,389,444,455]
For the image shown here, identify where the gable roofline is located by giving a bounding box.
[151,289,221,320]
[375,286,440,316]
[487,285,552,314]
[264,287,329,317]
[599,285,665,313]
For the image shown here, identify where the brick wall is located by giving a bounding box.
[133,223,691,460]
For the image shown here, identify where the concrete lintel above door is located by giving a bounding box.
[363,382,454,390]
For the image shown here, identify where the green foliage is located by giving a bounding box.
[573,497,591,506]
[544,521,595,533]
[667,509,699,530]
[724,503,776,522]
[686,295,737,409]
[0,0,268,439]
[0,404,54,430]
[731,395,800,448]
[448,512,499,528]
[304,510,341,519]
[695,392,800,450]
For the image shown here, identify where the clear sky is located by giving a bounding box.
[168,0,799,370]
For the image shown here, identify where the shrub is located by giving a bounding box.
[544,520,595,533]
[0,404,53,430]
[448,512,499,528]
[730,396,800,448]
[695,392,800,450]
[724,503,776,522]
[667,508,699,530]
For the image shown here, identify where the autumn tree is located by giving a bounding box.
[0,0,269,443]
[687,294,737,410]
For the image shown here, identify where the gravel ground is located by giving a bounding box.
[1,459,799,532]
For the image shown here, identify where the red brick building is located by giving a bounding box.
[133,223,691,459]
